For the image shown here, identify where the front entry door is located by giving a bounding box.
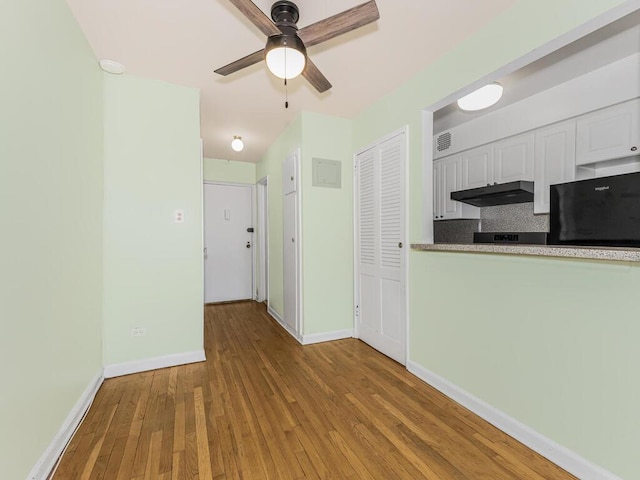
[204,183,253,303]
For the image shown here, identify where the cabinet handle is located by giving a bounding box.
[632,146,638,152]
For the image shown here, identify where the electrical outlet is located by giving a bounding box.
[174,209,185,224]
[131,327,146,337]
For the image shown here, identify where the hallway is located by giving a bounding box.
[53,301,574,479]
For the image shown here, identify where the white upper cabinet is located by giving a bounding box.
[494,133,535,183]
[576,98,640,166]
[461,145,494,189]
[534,120,576,214]
[442,156,462,218]
[433,161,442,221]
[433,155,479,221]
[433,155,461,220]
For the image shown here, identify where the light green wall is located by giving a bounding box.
[256,116,302,316]
[203,157,256,184]
[351,1,637,477]
[412,253,640,478]
[0,0,104,478]
[256,112,353,334]
[300,112,354,335]
[103,74,203,365]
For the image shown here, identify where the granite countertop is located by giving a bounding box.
[411,243,640,262]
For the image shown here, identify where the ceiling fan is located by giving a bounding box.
[215,0,380,93]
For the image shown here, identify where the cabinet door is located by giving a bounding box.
[494,133,534,183]
[534,120,576,214]
[462,145,494,189]
[441,156,461,219]
[576,99,640,165]
[433,162,442,220]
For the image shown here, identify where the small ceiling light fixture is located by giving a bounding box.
[99,59,126,75]
[457,82,504,111]
[231,136,244,152]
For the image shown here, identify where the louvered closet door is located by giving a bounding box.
[356,132,406,365]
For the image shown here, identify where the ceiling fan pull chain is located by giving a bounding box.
[284,46,289,109]
[285,78,289,109]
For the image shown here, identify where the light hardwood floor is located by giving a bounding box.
[53,301,575,479]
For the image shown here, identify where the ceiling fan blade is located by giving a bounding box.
[228,0,280,37]
[215,49,265,76]
[298,1,379,48]
[303,59,332,93]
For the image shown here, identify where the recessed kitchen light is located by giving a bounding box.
[99,59,126,75]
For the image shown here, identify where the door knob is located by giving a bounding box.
[398,242,403,248]
[246,242,251,249]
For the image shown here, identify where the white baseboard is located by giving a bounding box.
[266,307,354,346]
[267,305,284,325]
[406,361,621,480]
[26,370,104,480]
[267,306,303,343]
[302,329,354,345]
[104,350,206,378]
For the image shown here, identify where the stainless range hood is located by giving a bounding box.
[450,180,534,207]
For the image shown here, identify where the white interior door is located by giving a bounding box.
[204,183,253,303]
[283,192,298,332]
[283,150,300,334]
[356,131,407,364]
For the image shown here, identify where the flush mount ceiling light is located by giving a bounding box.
[231,136,244,152]
[457,83,504,111]
[99,59,126,75]
[265,34,307,80]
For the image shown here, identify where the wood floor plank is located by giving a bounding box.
[194,386,214,479]
[54,301,576,480]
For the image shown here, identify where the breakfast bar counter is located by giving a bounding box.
[411,243,640,263]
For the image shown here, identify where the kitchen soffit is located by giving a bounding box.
[434,9,640,132]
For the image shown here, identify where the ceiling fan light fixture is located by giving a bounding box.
[265,35,307,80]
[231,136,244,152]
[457,83,504,111]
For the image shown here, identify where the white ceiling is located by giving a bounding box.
[65,0,514,162]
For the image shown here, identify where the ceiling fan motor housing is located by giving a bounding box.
[271,1,300,32]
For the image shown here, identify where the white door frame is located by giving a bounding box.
[421,1,640,244]
[353,126,410,365]
[203,180,256,302]
[256,176,269,304]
